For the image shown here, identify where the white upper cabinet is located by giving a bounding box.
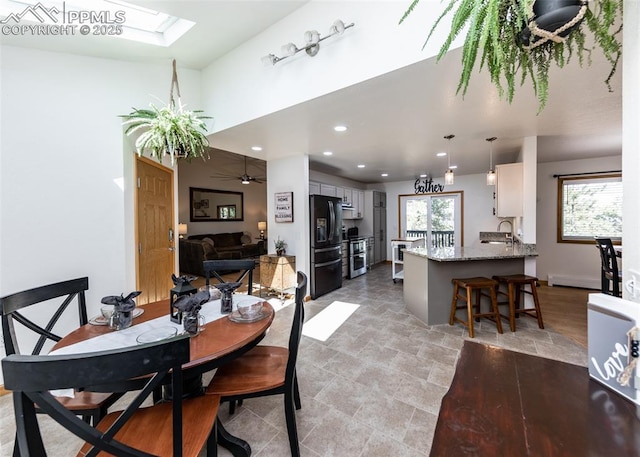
[495,163,523,217]
[310,181,364,219]
[320,183,337,197]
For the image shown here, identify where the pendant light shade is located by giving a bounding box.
[486,170,496,186]
[486,137,497,186]
[444,134,455,185]
[445,169,455,185]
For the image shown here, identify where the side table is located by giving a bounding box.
[260,254,296,300]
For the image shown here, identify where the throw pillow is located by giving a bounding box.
[202,237,215,247]
[241,234,251,245]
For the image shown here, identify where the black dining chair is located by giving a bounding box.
[0,277,120,426]
[2,335,220,457]
[203,259,256,295]
[206,271,307,457]
[595,237,622,297]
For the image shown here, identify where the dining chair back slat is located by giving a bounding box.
[1,277,89,356]
[203,259,256,295]
[286,272,307,383]
[3,335,219,457]
[594,237,622,297]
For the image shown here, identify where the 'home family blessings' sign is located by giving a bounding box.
[275,192,293,223]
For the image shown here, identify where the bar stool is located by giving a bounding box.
[449,277,503,338]
[492,274,544,332]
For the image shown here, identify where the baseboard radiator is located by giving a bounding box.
[547,274,600,290]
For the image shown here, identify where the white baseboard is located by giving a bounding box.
[548,274,600,290]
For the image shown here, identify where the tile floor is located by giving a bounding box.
[0,264,587,457]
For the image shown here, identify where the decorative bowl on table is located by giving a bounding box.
[237,301,263,319]
[136,326,178,344]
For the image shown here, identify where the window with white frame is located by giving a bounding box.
[557,173,622,243]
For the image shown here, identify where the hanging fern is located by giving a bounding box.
[400,0,623,112]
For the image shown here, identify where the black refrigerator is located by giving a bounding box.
[310,195,343,299]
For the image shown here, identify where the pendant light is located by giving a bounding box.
[486,136,497,186]
[444,134,455,185]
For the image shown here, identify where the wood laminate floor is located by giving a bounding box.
[536,284,592,348]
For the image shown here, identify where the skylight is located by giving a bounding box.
[1,0,194,46]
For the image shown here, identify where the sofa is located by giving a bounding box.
[179,232,265,277]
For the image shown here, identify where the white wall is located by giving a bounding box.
[177,161,267,238]
[521,137,538,276]
[536,155,622,288]
[266,155,310,279]
[201,0,459,135]
[377,173,498,260]
[0,46,201,379]
[622,0,640,302]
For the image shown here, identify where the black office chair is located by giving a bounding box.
[0,277,120,426]
[206,271,307,457]
[595,237,622,297]
[203,259,256,295]
[3,335,220,457]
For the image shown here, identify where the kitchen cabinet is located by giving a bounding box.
[367,236,374,269]
[355,191,364,219]
[310,181,364,219]
[495,163,523,217]
[362,190,387,265]
[320,183,336,197]
[374,205,387,263]
[374,191,386,208]
[343,188,353,205]
[341,240,349,278]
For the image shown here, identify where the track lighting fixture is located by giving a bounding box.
[261,19,354,65]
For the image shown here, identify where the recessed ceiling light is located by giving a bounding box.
[381,173,389,177]
[357,164,365,168]
[437,152,447,157]
[450,165,458,169]
[419,174,427,178]
[251,146,263,151]
[334,125,348,132]
[323,151,333,156]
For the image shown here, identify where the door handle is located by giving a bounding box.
[168,247,175,252]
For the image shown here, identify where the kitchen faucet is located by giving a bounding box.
[497,219,513,237]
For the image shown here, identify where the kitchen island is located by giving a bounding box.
[403,244,538,326]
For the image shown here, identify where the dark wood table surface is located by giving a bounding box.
[431,341,640,456]
[54,298,274,377]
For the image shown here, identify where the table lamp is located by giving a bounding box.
[258,221,267,240]
[178,223,188,239]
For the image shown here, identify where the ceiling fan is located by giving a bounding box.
[210,155,266,184]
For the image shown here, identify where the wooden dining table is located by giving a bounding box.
[431,341,640,456]
[52,297,275,457]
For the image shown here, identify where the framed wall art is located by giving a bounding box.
[274,192,293,223]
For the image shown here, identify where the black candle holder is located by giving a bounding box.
[170,275,197,323]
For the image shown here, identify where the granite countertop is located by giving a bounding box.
[404,243,538,262]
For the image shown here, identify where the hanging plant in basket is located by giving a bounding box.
[121,60,212,164]
[400,0,623,112]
